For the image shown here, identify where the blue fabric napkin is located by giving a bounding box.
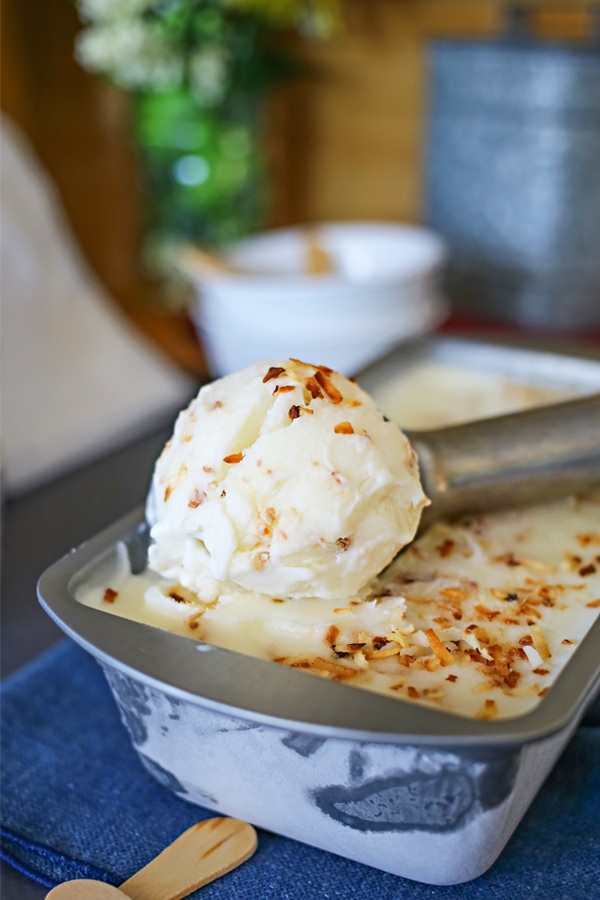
[1,640,599,899]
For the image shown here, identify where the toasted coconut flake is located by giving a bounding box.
[494,552,522,567]
[579,563,597,577]
[289,357,316,369]
[521,604,542,619]
[289,404,313,421]
[314,369,343,404]
[334,421,354,434]
[425,628,454,666]
[365,644,401,660]
[475,604,501,620]
[263,366,286,383]
[562,552,583,571]
[532,626,551,660]
[586,598,600,608]
[504,670,520,689]
[423,656,440,672]
[353,650,370,670]
[407,686,420,699]
[335,537,352,551]
[103,588,118,603]
[440,587,466,602]
[304,376,324,399]
[446,674,458,682]
[333,607,353,614]
[325,625,340,646]
[386,630,409,647]
[309,657,358,679]
[273,384,295,395]
[223,452,244,464]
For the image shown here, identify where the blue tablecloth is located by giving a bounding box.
[1,640,599,899]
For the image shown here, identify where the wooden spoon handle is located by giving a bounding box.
[119,817,257,900]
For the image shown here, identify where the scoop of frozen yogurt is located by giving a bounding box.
[147,358,427,601]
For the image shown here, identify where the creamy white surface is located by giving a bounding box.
[372,361,577,429]
[147,359,426,601]
[80,493,600,719]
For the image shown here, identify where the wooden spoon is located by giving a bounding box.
[45,817,258,900]
[179,227,336,279]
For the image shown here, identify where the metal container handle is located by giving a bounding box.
[408,394,600,529]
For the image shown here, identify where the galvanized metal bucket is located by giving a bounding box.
[425,6,600,331]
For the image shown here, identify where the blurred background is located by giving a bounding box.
[3,0,597,369]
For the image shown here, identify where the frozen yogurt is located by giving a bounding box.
[146,358,427,602]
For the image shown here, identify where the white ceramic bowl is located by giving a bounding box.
[184,222,448,376]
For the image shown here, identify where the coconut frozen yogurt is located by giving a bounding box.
[146,358,427,603]
[77,355,600,720]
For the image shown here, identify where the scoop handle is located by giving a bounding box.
[407,394,600,528]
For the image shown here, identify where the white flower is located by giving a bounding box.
[76,0,156,23]
[75,21,183,89]
[189,48,229,106]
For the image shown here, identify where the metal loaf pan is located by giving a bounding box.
[38,335,600,886]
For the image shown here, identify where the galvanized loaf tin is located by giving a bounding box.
[38,337,600,885]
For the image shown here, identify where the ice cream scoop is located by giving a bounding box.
[147,359,428,602]
[410,393,600,532]
[147,357,599,604]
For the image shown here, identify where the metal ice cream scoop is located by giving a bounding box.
[406,394,600,531]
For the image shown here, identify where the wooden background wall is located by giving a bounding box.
[1,0,593,373]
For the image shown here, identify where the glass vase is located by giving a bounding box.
[133,85,266,276]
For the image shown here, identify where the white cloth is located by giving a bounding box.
[0,115,194,495]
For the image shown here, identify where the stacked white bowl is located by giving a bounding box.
[184,222,448,377]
